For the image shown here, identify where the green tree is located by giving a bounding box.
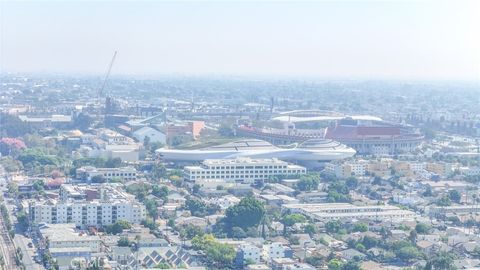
[448,190,461,203]
[437,195,452,206]
[281,213,307,235]
[415,223,431,234]
[191,234,235,268]
[192,184,201,194]
[328,258,344,270]
[151,163,167,179]
[342,260,361,270]
[346,177,359,189]
[185,198,209,217]
[105,220,131,235]
[152,185,169,199]
[392,241,422,262]
[224,197,265,233]
[428,251,456,270]
[295,174,321,191]
[105,157,122,168]
[353,223,368,232]
[304,223,316,236]
[141,219,157,231]
[325,220,342,234]
[0,113,32,137]
[361,236,379,249]
[117,237,131,247]
[305,255,323,267]
[179,224,205,240]
[91,175,106,183]
[231,227,247,239]
[16,210,29,231]
[144,199,159,220]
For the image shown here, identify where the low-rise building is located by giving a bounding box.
[282,203,416,222]
[76,166,137,182]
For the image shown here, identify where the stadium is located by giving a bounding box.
[236,110,424,155]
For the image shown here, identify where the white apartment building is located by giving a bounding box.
[238,244,262,264]
[184,158,306,184]
[206,195,241,210]
[30,185,146,228]
[325,162,366,179]
[263,242,288,261]
[459,166,480,176]
[76,166,137,182]
[282,203,416,222]
[409,162,426,172]
[39,223,101,252]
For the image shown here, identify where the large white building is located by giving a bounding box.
[30,184,146,228]
[282,203,416,222]
[184,158,306,184]
[157,139,356,164]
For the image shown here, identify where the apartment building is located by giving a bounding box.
[426,162,455,176]
[367,161,391,177]
[263,242,293,261]
[39,223,101,252]
[325,162,366,178]
[236,243,262,265]
[76,166,137,182]
[184,158,306,184]
[30,184,146,228]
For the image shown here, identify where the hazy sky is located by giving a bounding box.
[1,0,479,80]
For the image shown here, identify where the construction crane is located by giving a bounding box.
[97,51,117,100]
[94,51,117,127]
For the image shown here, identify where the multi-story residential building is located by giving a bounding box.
[263,242,292,261]
[30,184,146,228]
[39,223,101,252]
[236,243,262,266]
[325,162,366,178]
[76,166,137,182]
[426,162,455,176]
[366,161,390,177]
[409,162,427,173]
[184,158,306,184]
[282,203,416,222]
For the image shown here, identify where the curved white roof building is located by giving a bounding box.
[272,110,382,123]
[156,139,355,162]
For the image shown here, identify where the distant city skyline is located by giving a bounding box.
[1,0,479,81]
